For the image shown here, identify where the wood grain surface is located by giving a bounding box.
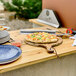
[25,37,63,53]
[29,19,76,57]
[0,29,57,73]
[0,26,76,73]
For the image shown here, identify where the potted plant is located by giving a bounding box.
[1,0,42,19]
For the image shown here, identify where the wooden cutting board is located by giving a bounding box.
[25,37,63,53]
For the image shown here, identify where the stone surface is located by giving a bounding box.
[4,11,33,31]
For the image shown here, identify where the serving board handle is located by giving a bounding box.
[25,37,63,54]
[51,37,63,47]
[39,37,63,53]
[38,44,54,53]
[45,37,63,53]
[46,46,55,53]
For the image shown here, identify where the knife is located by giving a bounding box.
[20,29,56,34]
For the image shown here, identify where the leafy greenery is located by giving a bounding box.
[1,0,42,19]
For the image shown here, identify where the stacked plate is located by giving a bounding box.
[0,45,22,64]
[0,30,10,44]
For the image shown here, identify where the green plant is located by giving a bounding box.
[1,0,42,19]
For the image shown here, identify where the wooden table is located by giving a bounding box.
[29,19,49,27]
[29,19,76,57]
[0,26,76,74]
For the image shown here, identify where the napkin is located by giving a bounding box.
[72,39,76,46]
[69,35,76,46]
[69,34,76,40]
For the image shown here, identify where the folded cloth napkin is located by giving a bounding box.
[69,35,76,46]
[69,34,76,40]
[72,39,76,46]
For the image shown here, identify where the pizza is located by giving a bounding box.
[0,26,7,31]
[25,32,58,43]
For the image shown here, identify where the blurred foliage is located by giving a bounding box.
[1,0,42,19]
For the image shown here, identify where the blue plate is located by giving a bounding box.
[0,45,22,64]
